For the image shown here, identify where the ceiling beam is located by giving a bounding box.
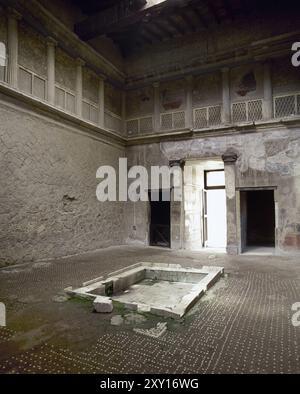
[75,0,185,41]
[179,10,197,32]
[166,15,185,35]
[152,20,173,39]
[191,6,208,29]
[143,25,163,42]
[202,0,221,24]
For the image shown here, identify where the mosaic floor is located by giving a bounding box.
[0,246,299,374]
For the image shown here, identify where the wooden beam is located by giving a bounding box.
[179,10,196,32]
[75,0,179,40]
[143,24,164,41]
[152,20,173,39]
[140,30,155,45]
[191,6,208,29]
[166,16,185,35]
[202,0,221,24]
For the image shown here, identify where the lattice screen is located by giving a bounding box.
[126,119,139,136]
[274,95,297,118]
[232,100,263,123]
[208,105,222,125]
[55,87,65,109]
[90,106,98,124]
[82,100,98,124]
[161,111,185,130]
[105,111,122,132]
[160,113,173,130]
[66,92,75,114]
[33,76,46,100]
[18,67,32,95]
[248,100,263,121]
[139,116,153,133]
[82,101,90,120]
[173,111,185,129]
[194,108,208,128]
[193,105,221,128]
[232,102,247,123]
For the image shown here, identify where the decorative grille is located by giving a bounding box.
[248,100,263,121]
[160,111,185,130]
[82,99,98,124]
[232,99,263,123]
[105,110,122,133]
[126,119,139,136]
[18,66,46,101]
[55,84,76,114]
[193,105,221,129]
[139,116,153,133]
[274,94,300,118]
[126,116,154,136]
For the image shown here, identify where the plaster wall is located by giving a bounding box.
[0,97,126,267]
[18,21,47,78]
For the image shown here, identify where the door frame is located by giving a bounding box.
[236,186,278,253]
[148,188,171,248]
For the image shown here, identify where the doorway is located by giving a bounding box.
[240,189,275,252]
[183,159,227,251]
[149,190,170,247]
[203,170,227,248]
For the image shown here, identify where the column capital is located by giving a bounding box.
[98,74,106,83]
[7,8,22,20]
[185,75,193,83]
[221,67,230,73]
[222,151,238,164]
[46,36,58,47]
[76,58,85,67]
[169,159,185,169]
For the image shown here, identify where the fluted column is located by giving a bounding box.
[98,77,105,128]
[75,58,84,117]
[185,75,193,129]
[153,82,160,132]
[46,37,57,105]
[221,68,231,124]
[263,61,273,120]
[7,9,21,89]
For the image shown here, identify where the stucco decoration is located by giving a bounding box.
[230,64,263,101]
[236,71,256,97]
[160,79,185,111]
[126,87,154,118]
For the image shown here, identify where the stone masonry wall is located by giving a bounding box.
[0,98,126,266]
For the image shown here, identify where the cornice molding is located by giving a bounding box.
[0,82,126,149]
[1,81,300,150]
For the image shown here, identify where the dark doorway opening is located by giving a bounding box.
[149,190,170,247]
[240,189,275,251]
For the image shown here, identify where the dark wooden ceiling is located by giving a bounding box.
[71,0,296,56]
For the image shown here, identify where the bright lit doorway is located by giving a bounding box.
[184,159,227,251]
[204,170,227,248]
